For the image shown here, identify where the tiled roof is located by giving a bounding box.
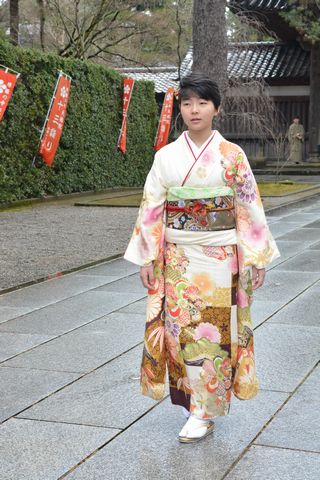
[228,42,309,80]
[228,0,288,11]
[117,66,178,94]
[118,42,309,93]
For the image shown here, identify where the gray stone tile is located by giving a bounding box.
[0,418,119,480]
[0,332,51,362]
[251,301,283,328]
[277,228,320,244]
[65,390,288,480]
[255,323,320,392]
[305,206,320,214]
[18,344,159,429]
[265,215,281,225]
[3,311,145,373]
[255,366,320,453]
[267,206,300,218]
[269,222,302,239]
[0,274,118,309]
[0,306,34,323]
[275,250,320,272]
[268,282,320,327]
[303,220,320,228]
[0,291,143,335]
[277,212,320,224]
[119,297,147,315]
[94,274,147,295]
[80,258,139,277]
[254,270,319,303]
[224,445,320,480]
[308,241,320,250]
[0,367,79,422]
[265,240,306,270]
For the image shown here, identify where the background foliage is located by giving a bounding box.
[0,39,158,203]
[0,1,193,68]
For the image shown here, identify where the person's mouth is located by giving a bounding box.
[191,118,201,123]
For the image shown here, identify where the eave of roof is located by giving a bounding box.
[228,0,288,12]
[117,41,309,93]
[228,0,298,41]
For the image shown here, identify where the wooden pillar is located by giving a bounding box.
[308,42,320,162]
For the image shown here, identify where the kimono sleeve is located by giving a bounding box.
[233,148,280,269]
[124,151,167,266]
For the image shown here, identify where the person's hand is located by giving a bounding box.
[252,266,265,290]
[140,264,155,289]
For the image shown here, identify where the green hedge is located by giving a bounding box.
[0,41,158,203]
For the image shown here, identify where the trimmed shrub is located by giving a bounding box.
[0,41,158,203]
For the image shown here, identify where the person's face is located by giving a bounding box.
[180,93,219,132]
[293,118,300,124]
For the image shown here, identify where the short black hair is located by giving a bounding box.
[178,72,221,109]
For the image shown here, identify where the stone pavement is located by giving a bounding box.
[0,197,320,480]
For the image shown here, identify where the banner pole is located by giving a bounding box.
[0,64,21,77]
[32,71,63,167]
[117,78,134,153]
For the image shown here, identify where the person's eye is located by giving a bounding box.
[200,101,207,105]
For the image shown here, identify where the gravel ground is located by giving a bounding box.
[0,203,138,290]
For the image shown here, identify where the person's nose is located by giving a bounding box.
[191,102,199,114]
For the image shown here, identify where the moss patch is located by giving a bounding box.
[257,182,314,197]
[75,193,143,207]
[73,182,316,207]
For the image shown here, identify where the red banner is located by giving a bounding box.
[0,69,18,122]
[39,74,71,167]
[154,87,174,151]
[118,78,134,154]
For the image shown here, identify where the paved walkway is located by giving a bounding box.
[0,195,319,479]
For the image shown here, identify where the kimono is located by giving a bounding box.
[124,130,280,420]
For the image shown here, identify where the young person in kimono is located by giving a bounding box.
[124,72,280,443]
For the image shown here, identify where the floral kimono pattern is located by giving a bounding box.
[124,130,280,419]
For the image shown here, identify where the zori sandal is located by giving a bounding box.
[178,416,215,443]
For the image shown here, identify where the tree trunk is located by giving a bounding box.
[37,0,46,51]
[9,0,19,46]
[192,0,228,96]
[308,42,320,162]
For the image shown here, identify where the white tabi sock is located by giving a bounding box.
[179,415,212,438]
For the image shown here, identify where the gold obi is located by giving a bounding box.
[166,196,235,231]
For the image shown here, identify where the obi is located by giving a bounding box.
[166,196,235,231]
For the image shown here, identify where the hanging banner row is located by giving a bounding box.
[0,66,175,166]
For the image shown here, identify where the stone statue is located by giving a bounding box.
[288,117,305,164]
